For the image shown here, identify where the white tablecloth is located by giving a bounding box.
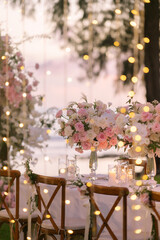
[19,177,160,240]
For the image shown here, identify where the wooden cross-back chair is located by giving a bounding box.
[89,185,129,240]
[0,169,20,240]
[150,191,160,240]
[35,175,66,240]
[35,174,85,240]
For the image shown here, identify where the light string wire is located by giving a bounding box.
[63,0,68,106]
[88,0,93,101]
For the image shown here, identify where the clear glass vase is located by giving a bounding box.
[146,155,157,188]
[89,150,98,181]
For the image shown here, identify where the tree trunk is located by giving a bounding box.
[144,0,160,174]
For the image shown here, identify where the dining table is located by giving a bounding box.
[19,175,160,240]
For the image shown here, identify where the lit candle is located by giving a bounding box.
[109,169,116,182]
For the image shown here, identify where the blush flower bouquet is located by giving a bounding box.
[56,95,119,153]
[117,100,160,158]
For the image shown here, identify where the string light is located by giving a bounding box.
[27,237,31,240]
[65,47,70,53]
[131,9,139,15]
[129,112,135,118]
[46,129,51,134]
[113,41,120,47]
[135,158,142,165]
[6,110,10,116]
[3,166,8,170]
[134,216,141,221]
[115,206,121,211]
[94,210,101,215]
[115,9,121,15]
[135,146,142,152]
[132,205,141,210]
[19,123,24,128]
[67,77,72,83]
[23,208,28,212]
[92,19,98,25]
[128,57,135,63]
[130,21,137,27]
[10,219,15,224]
[43,189,49,194]
[118,141,124,148]
[20,65,24,70]
[5,81,9,86]
[22,92,27,98]
[130,126,137,132]
[20,149,25,154]
[65,200,71,205]
[46,214,50,219]
[4,192,8,196]
[144,0,150,3]
[46,70,51,76]
[23,180,28,184]
[143,106,150,112]
[120,75,127,81]
[128,90,135,97]
[86,182,92,187]
[131,76,138,83]
[130,194,137,200]
[134,135,142,141]
[44,156,49,161]
[142,175,148,180]
[83,55,89,60]
[120,107,126,114]
[143,67,149,73]
[136,44,143,50]
[136,180,142,186]
[3,137,7,142]
[67,230,73,234]
[134,229,142,234]
[143,37,150,43]
[1,55,6,60]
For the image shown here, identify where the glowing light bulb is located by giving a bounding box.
[143,106,150,112]
[3,166,8,170]
[132,205,141,210]
[129,112,135,118]
[128,91,135,97]
[135,135,141,141]
[143,67,149,73]
[65,47,71,53]
[137,44,143,50]
[23,208,28,212]
[1,56,6,60]
[27,237,31,240]
[120,75,127,81]
[115,206,121,211]
[130,126,137,132]
[46,214,50,219]
[6,111,10,116]
[114,41,120,47]
[143,37,150,43]
[142,175,148,180]
[134,216,141,221]
[20,66,24,70]
[134,229,142,234]
[130,21,137,27]
[136,180,142,186]
[83,55,89,60]
[20,149,24,154]
[86,182,92,187]
[67,230,73,234]
[131,9,138,15]
[23,180,28,184]
[128,57,135,63]
[120,107,126,114]
[144,0,150,3]
[130,194,137,200]
[43,189,48,194]
[46,70,51,76]
[115,9,121,15]
[118,141,124,148]
[4,192,8,196]
[22,93,27,98]
[5,81,9,86]
[3,137,7,142]
[94,210,101,215]
[65,200,71,205]
[92,19,98,25]
[67,77,72,83]
[10,219,15,223]
[46,129,51,134]
[135,146,142,152]
[44,156,49,161]
[131,76,138,83]
[19,123,24,128]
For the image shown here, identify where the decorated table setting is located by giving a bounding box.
[17,96,160,240]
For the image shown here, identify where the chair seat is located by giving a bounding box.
[41,217,85,230]
[0,208,38,219]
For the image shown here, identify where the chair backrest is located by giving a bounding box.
[35,175,66,237]
[118,158,147,174]
[150,191,160,239]
[89,185,129,240]
[0,169,20,240]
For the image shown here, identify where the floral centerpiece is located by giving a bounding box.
[56,95,119,153]
[117,100,160,159]
[56,95,119,176]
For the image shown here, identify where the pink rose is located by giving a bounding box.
[75,147,83,153]
[78,108,88,117]
[67,109,74,116]
[140,193,149,206]
[152,122,160,133]
[98,141,108,150]
[73,133,79,143]
[110,137,117,146]
[56,110,62,118]
[81,141,92,150]
[104,127,114,138]
[141,112,153,122]
[75,122,84,132]
[79,132,88,141]
[97,132,106,142]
